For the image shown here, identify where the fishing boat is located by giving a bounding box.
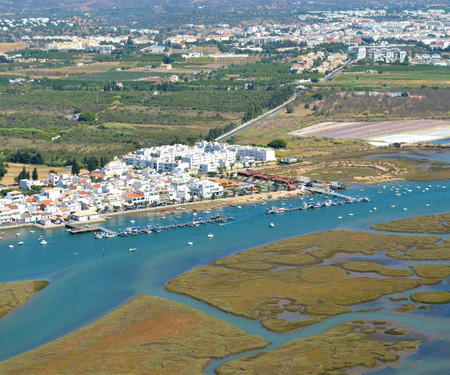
[389,204,396,208]
[16,233,20,236]
[9,245,13,248]
[237,206,242,209]
[348,213,354,216]
[130,220,135,223]
[40,240,47,245]
[207,233,214,238]
[30,230,35,233]
[266,207,285,214]
[18,241,23,245]
[187,242,193,246]
[269,223,275,228]
[337,216,342,220]
[129,248,137,252]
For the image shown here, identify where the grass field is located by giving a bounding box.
[0,43,27,53]
[327,65,450,88]
[1,163,87,186]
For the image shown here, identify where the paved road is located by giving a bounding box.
[216,95,297,142]
[322,59,354,81]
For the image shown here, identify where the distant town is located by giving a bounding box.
[2,7,448,70]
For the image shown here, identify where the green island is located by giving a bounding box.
[216,321,418,375]
[371,212,450,234]
[0,295,268,375]
[411,264,450,278]
[410,291,450,304]
[0,281,48,319]
[166,229,444,333]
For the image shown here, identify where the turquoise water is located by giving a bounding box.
[0,179,449,373]
[430,138,450,145]
[363,150,450,163]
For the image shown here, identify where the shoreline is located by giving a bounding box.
[0,190,304,232]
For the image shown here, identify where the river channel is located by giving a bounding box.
[0,175,449,373]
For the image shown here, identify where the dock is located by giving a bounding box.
[266,188,369,214]
[305,186,360,201]
[93,215,234,239]
[66,223,100,234]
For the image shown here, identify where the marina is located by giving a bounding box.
[93,214,234,239]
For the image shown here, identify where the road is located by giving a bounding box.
[321,58,354,81]
[216,94,297,142]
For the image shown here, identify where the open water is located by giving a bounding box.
[0,177,449,374]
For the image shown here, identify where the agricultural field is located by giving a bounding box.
[312,88,450,119]
[0,53,296,164]
[0,43,27,53]
[327,65,450,88]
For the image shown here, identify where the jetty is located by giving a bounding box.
[94,214,234,239]
[66,223,100,234]
[304,186,361,201]
[266,188,369,215]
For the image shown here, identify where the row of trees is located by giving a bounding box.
[205,122,237,141]
[16,166,38,182]
[7,148,44,165]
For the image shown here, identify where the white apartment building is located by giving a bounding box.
[189,180,224,199]
[123,142,276,173]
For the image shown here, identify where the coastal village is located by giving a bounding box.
[0,142,283,227]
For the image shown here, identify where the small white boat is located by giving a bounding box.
[373,207,377,211]
[129,248,137,252]
[389,204,396,208]
[425,203,430,207]
[193,213,197,216]
[9,245,14,248]
[40,240,47,245]
[269,223,275,228]
[187,242,193,246]
[130,220,135,223]
[16,233,20,236]
[337,216,342,220]
[207,233,214,238]
[237,205,242,209]
[348,213,354,216]
[30,230,35,233]
[403,208,408,211]
[18,241,24,245]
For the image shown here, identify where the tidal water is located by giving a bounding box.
[0,179,449,374]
